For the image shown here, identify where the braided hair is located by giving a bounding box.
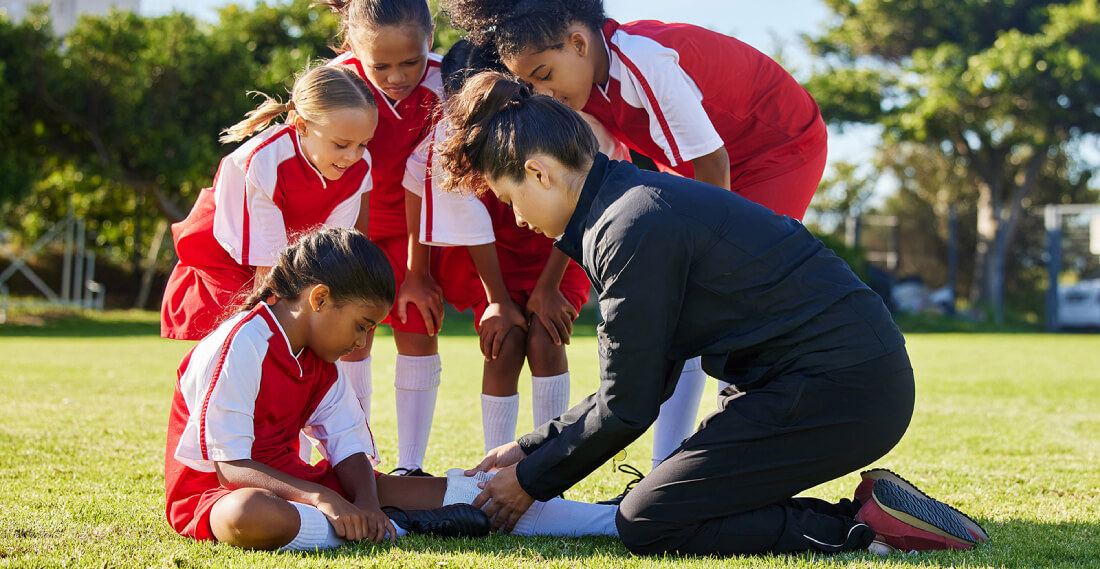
[239,227,395,312]
[436,71,597,196]
[442,0,606,59]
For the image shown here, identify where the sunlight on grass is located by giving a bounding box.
[0,311,1097,568]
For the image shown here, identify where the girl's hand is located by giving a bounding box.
[396,271,444,335]
[526,284,577,346]
[478,299,528,360]
[315,490,397,543]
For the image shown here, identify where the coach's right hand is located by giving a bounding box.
[466,441,526,475]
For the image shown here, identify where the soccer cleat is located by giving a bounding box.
[855,479,977,551]
[595,463,645,506]
[383,504,491,538]
[853,468,989,543]
[389,466,434,477]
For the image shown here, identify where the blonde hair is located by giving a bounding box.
[220,65,377,143]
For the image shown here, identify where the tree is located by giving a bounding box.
[807,0,1100,323]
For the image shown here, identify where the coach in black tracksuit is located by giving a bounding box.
[528,155,912,554]
[444,75,915,556]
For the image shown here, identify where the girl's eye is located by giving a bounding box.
[335,143,348,149]
[540,72,551,81]
[357,325,366,332]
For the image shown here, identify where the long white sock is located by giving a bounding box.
[481,393,519,453]
[298,431,316,464]
[531,372,570,429]
[651,356,707,471]
[441,469,617,537]
[338,357,373,423]
[278,502,348,551]
[395,354,441,471]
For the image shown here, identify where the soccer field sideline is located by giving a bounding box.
[0,312,1097,568]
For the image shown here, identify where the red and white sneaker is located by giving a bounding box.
[856,479,980,551]
[854,468,989,544]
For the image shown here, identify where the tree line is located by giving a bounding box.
[1,0,1097,321]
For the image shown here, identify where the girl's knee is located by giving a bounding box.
[525,324,567,374]
[210,488,299,549]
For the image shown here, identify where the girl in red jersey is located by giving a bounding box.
[165,227,618,550]
[161,65,378,342]
[402,39,591,454]
[443,0,829,477]
[318,0,486,475]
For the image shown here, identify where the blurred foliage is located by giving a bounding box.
[806,0,1100,322]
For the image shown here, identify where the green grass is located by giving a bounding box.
[1,310,1097,568]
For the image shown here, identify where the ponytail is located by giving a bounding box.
[220,65,376,144]
[438,71,597,195]
[238,227,395,312]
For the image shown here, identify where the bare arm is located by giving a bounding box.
[690,147,731,191]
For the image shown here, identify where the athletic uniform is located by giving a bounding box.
[161,125,371,340]
[581,19,827,219]
[517,154,914,555]
[332,52,468,335]
[404,123,591,326]
[164,302,379,541]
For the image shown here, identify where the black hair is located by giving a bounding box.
[438,71,598,195]
[441,39,508,97]
[318,0,433,53]
[442,0,606,59]
[240,227,396,312]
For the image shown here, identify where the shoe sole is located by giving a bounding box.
[873,479,975,545]
[862,468,990,543]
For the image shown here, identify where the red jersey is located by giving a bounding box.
[161,125,371,340]
[332,52,444,240]
[164,303,377,540]
[581,19,827,189]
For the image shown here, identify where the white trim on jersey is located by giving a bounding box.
[404,122,495,247]
[599,30,724,166]
[173,305,377,473]
[211,125,369,268]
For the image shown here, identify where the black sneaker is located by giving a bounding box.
[389,466,434,477]
[596,464,645,505]
[383,504,491,538]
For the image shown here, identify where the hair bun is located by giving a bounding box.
[470,75,529,124]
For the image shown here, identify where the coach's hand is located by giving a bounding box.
[466,441,525,475]
[471,464,534,533]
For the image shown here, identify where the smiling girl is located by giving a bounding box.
[161,65,378,342]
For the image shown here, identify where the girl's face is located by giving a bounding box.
[486,154,581,239]
[308,295,391,363]
[297,107,378,180]
[351,24,431,103]
[503,25,605,111]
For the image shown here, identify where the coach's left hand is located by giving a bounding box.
[471,464,534,533]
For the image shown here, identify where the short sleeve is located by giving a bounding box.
[612,32,724,166]
[303,370,379,467]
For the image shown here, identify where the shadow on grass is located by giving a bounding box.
[281,519,1099,568]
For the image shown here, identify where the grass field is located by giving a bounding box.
[1,310,1097,568]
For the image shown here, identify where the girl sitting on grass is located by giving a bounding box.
[164,227,618,551]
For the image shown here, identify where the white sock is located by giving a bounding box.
[651,357,707,471]
[394,354,441,471]
[531,372,570,429]
[441,469,617,537]
[338,357,373,423]
[278,502,347,551]
[481,393,519,453]
[512,498,619,537]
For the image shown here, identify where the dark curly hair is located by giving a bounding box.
[442,0,606,59]
[437,71,598,196]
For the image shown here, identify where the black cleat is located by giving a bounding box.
[388,466,434,477]
[383,504,491,538]
[596,463,645,506]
